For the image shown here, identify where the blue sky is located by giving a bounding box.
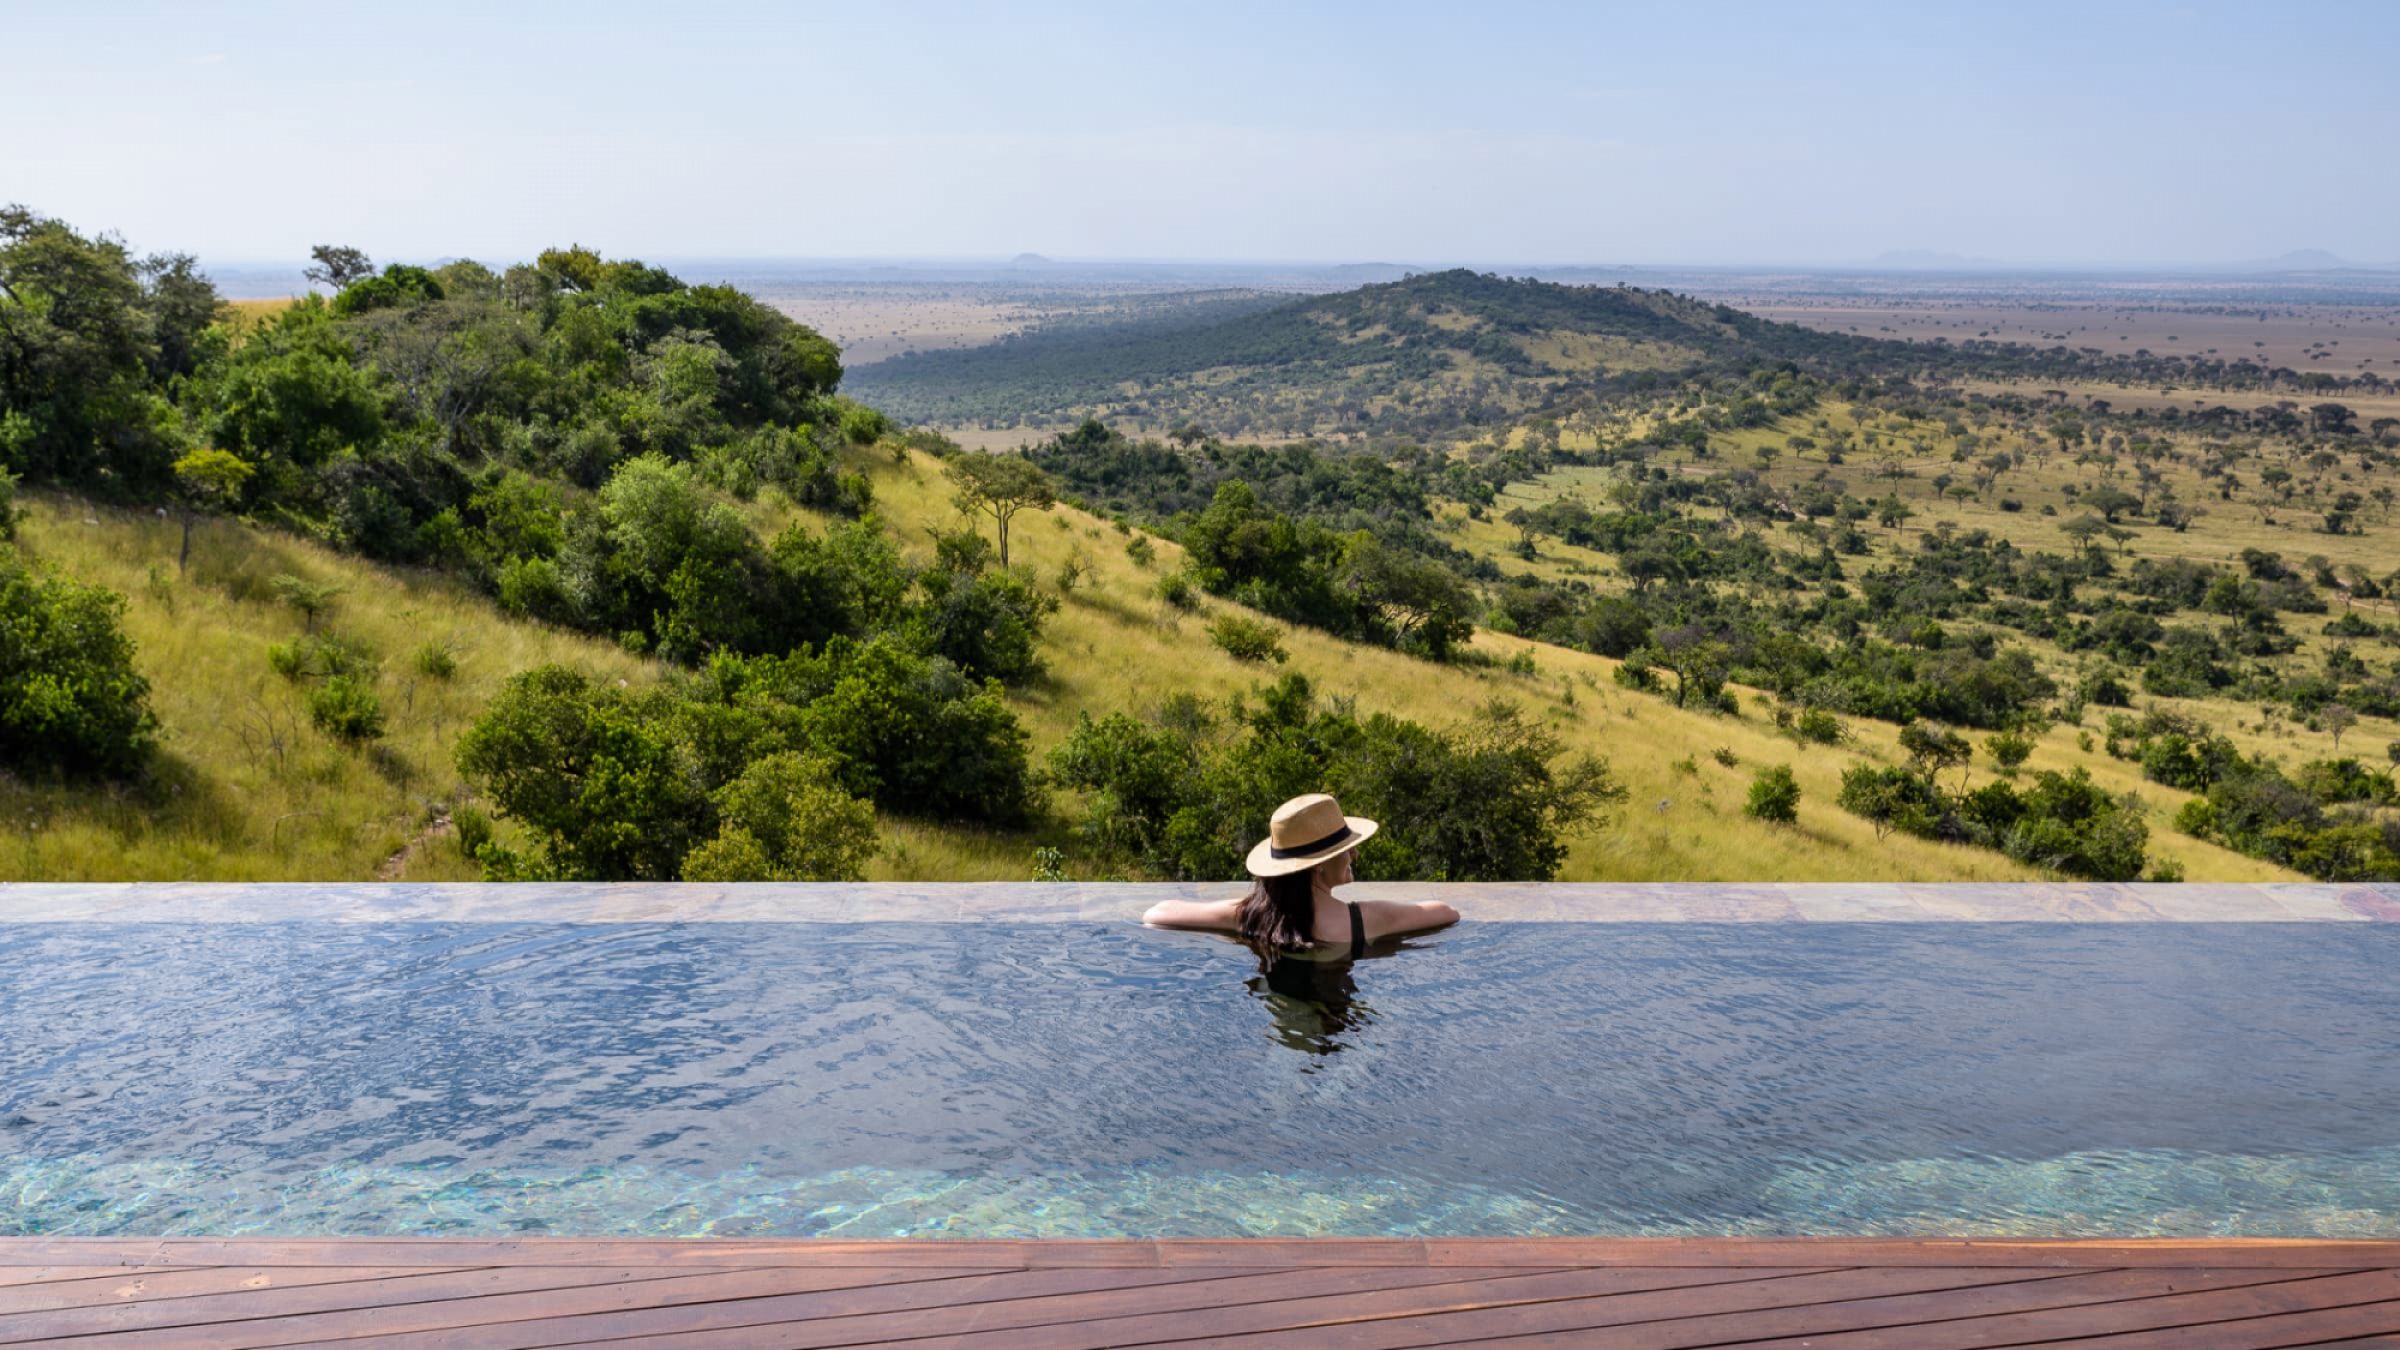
[5,0,2395,266]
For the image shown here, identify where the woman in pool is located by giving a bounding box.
[1140,793,1460,960]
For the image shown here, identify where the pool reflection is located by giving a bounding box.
[1245,943,1407,1059]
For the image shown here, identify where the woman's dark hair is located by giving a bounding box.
[1237,868,1319,961]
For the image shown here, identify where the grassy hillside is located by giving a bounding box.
[771,445,2298,884]
[2,495,653,881]
[4,453,2303,884]
[1433,398,2398,839]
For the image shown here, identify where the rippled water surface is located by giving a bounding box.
[3,921,2396,1236]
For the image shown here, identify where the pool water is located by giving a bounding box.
[2,921,2395,1237]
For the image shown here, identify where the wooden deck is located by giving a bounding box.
[1,1239,2397,1347]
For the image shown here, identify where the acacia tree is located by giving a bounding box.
[945,453,1054,566]
[303,244,373,292]
[2321,703,2358,754]
[171,447,253,573]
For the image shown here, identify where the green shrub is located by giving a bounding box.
[458,667,712,879]
[1208,612,1288,664]
[268,573,342,630]
[494,555,574,623]
[1794,707,1844,745]
[1156,569,1200,610]
[1030,846,1066,882]
[411,641,459,680]
[267,633,375,682]
[266,640,306,681]
[0,552,157,778]
[837,403,891,446]
[1838,765,1946,840]
[306,674,386,744]
[1746,764,1801,823]
[1998,770,2148,881]
[1985,730,2034,776]
[452,805,492,861]
[1124,535,1156,568]
[785,639,1037,825]
[681,752,878,882]
[909,562,1058,686]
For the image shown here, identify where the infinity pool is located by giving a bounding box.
[3,921,2395,1237]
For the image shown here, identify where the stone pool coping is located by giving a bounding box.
[0,881,2394,923]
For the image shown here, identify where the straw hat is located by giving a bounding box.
[1244,793,1379,877]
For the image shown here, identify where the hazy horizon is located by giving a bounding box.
[8,0,2397,267]
[193,247,2395,270]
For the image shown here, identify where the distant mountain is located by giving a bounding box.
[1009,252,1054,266]
[2252,248,2352,272]
[848,268,1887,435]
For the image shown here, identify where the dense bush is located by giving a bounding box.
[456,666,712,880]
[460,639,1039,879]
[0,551,157,778]
[680,751,878,882]
[305,674,386,744]
[907,535,1056,685]
[1208,612,1288,664]
[1746,765,1801,823]
[1838,761,2148,880]
[1049,673,1623,881]
[2108,711,2400,880]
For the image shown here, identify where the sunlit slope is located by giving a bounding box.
[2,495,653,881]
[7,443,2302,883]
[800,447,2300,883]
[1466,397,2399,771]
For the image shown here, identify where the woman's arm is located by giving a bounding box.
[1141,896,1244,933]
[1359,898,1461,941]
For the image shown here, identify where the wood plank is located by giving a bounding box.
[1717,1268,2400,1349]
[0,1263,753,1344]
[884,1265,1862,1350]
[1450,1267,2345,1350]
[1155,1239,1432,1267]
[1135,1266,2079,1350]
[519,1265,1572,1350]
[326,1266,1303,1350]
[52,1265,1002,1349]
[0,1266,194,1290]
[0,1265,474,1314]
[2057,1298,2400,1346]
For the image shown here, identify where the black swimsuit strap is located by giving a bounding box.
[1346,901,1366,960]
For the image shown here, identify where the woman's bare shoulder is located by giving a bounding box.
[1140,895,1246,932]
[1357,896,1462,938]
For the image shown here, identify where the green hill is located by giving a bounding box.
[850,268,2394,444]
[846,270,1888,439]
